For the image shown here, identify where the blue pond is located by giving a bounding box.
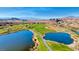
[0,30,34,51]
[43,32,74,44]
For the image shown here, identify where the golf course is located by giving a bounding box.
[0,23,74,51]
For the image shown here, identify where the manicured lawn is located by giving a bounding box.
[0,24,27,34]
[0,29,8,34]
[46,40,73,51]
[27,24,55,35]
[36,35,48,51]
[8,24,26,31]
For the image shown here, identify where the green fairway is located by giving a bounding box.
[0,29,8,34]
[27,24,55,35]
[0,24,26,34]
[36,35,48,51]
[46,40,73,51]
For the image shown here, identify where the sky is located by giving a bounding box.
[0,7,79,19]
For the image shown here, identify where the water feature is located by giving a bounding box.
[0,30,34,51]
[43,32,73,44]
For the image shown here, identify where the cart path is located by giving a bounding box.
[30,29,52,51]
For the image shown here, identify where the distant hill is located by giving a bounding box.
[0,16,79,21]
[0,17,27,20]
[63,16,79,19]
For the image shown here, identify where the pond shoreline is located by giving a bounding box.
[0,30,34,51]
